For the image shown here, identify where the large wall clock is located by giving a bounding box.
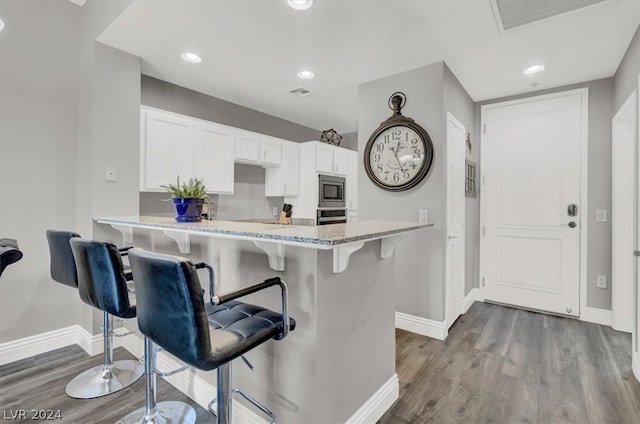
[364,92,434,191]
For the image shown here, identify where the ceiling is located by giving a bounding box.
[97,0,640,134]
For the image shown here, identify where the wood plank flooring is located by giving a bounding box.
[379,302,640,424]
[1,302,639,423]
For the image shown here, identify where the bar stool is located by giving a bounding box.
[0,238,23,278]
[120,248,295,424]
[46,230,144,399]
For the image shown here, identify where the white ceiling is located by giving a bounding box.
[97,0,640,134]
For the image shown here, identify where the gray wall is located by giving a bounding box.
[139,76,324,218]
[358,62,447,321]
[443,63,480,296]
[475,77,615,310]
[0,0,138,342]
[614,25,640,112]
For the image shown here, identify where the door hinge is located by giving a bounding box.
[635,250,640,257]
[481,277,485,287]
[483,124,486,134]
[482,226,485,236]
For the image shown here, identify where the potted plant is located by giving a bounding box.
[162,176,210,222]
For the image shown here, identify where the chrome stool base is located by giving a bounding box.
[116,401,196,424]
[65,359,144,399]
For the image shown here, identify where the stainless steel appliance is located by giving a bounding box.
[317,208,347,225]
[318,175,346,208]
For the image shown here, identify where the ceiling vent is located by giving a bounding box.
[288,87,311,97]
[490,0,605,31]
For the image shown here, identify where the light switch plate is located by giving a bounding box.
[272,206,278,217]
[419,209,429,223]
[596,209,607,222]
[596,275,607,289]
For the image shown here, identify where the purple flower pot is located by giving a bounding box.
[172,198,205,222]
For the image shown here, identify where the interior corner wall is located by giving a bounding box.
[358,62,446,321]
[443,64,479,297]
[475,77,615,311]
[614,24,640,112]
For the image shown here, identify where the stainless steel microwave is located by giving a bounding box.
[318,174,346,208]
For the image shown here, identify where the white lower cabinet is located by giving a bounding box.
[265,141,299,196]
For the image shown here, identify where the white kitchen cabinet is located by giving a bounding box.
[195,122,235,194]
[265,141,299,197]
[333,149,348,176]
[346,150,358,211]
[315,143,335,174]
[140,106,235,194]
[140,108,193,191]
[235,130,261,163]
[261,136,282,166]
[235,131,282,167]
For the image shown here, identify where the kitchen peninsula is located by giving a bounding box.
[94,216,431,424]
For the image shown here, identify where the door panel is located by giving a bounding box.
[482,92,584,316]
[446,112,465,328]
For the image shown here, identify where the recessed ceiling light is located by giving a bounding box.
[0,18,5,32]
[297,70,315,79]
[181,52,202,63]
[523,64,545,75]
[288,0,314,11]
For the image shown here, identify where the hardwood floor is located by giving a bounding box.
[379,302,640,424]
[0,345,214,423]
[1,302,638,423]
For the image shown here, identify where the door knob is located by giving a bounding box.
[561,222,577,228]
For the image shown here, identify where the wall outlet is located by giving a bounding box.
[596,275,607,289]
[596,209,607,222]
[272,206,278,217]
[419,209,429,223]
[105,166,117,182]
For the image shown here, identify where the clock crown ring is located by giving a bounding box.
[388,92,406,116]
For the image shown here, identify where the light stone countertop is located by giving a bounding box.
[94,215,432,249]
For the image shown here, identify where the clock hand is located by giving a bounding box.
[391,144,405,172]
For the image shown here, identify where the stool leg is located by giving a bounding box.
[65,312,144,399]
[117,337,197,424]
[217,363,231,424]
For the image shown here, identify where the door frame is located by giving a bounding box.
[479,87,589,320]
[445,111,466,329]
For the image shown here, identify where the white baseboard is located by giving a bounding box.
[581,307,612,326]
[395,312,447,340]
[345,374,399,424]
[463,288,479,313]
[633,351,639,383]
[0,325,105,366]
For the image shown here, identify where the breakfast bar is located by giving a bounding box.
[93,216,429,424]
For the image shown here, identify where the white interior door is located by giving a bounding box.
[612,90,637,333]
[445,112,465,328]
[481,90,586,317]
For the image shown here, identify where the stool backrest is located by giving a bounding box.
[70,238,135,319]
[0,246,23,277]
[127,248,212,369]
[46,230,80,288]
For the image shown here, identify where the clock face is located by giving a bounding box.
[366,125,427,189]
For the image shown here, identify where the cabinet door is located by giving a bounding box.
[141,108,193,191]
[315,143,334,174]
[347,151,358,210]
[195,123,235,194]
[333,149,349,176]
[261,137,282,166]
[235,130,261,163]
[265,141,299,196]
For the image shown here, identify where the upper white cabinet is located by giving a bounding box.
[140,106,234,194]
[310,141,349,176]
[194,122,235,194]
[265,140,299,197]
[334,149,348,176]
[235,131,282,167]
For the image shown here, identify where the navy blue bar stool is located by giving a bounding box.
[0,238,23,278]
[120,248,295,424]
[46,230,144,399]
